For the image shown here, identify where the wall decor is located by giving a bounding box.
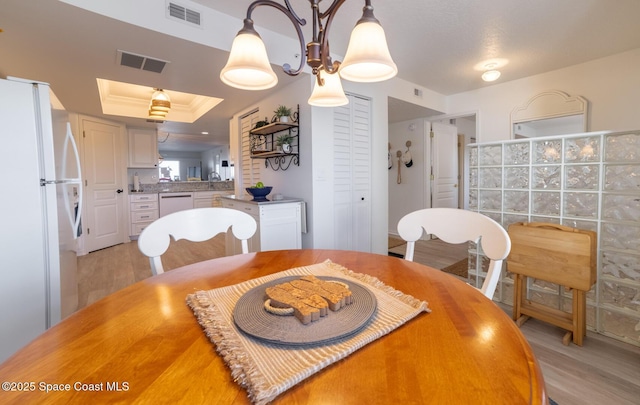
[396,150,402,184]
[403,140,413,167]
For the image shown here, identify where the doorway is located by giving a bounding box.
[387,97,476,235]
[80,116,127,253]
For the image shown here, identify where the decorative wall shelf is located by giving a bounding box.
[249,105,299,171]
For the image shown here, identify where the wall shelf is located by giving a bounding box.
[249,105,299,171]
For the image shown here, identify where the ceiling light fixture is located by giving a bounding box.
[148,88,171,119]
[481,63,501,82]
[481,70,501,82]
[220,0,397,107]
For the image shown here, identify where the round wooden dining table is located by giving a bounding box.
[0,249,546,404]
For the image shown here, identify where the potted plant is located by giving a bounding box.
[274,105,292,123]
[276,133,294,153]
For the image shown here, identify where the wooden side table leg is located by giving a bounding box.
[573,289,586,346]
[513,275,523,321]
[513,274,530,327]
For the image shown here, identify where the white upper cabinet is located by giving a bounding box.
[128,128,158,168]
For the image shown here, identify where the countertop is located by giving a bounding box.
[222,194,304,205]
[129,180,234,194]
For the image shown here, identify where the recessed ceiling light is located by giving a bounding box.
[201,131,209,135]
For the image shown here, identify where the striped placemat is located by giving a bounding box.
[186,259,430,405]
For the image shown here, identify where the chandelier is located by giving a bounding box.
[148,88,171,119]
[220,0,397,107]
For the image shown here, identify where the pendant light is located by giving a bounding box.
[219,24,278,90]
[337,6,397,82]
[148,89,171,119]
[308,68,348,107]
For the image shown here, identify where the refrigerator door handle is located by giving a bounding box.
[40,179,68,185]
[62,122,83,239]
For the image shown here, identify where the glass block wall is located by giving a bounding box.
[467,130,640,346]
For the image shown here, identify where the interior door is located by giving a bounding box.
[431,121,459,208]
[333,95,372,252]
[82,118,126,252]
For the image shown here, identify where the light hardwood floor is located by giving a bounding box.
[388,236,469,268]
[77,237,640,405]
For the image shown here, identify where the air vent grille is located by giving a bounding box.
[168,2,201,26]
[117,50,169,74]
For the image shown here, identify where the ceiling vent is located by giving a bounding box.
[168,2,201,26]
[117,50,169,74]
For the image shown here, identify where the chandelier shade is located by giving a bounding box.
[220,0,396,107]
[308,69,348,107]
[339,19,397,82]
[220,28,278,90]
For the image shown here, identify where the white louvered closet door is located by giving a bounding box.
[240,110,261,189]
[333,94,372,252]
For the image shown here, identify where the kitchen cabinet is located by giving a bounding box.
[129,194,158,238]
[193,190,233,208]
[221,196,303,254]
[128,128,158,168]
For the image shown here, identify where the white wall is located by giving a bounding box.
[447,48,640,142]
[388,119,427,235]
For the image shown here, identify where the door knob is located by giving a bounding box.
[117,189,124,193]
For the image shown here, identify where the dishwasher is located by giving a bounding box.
[159,192,194,217]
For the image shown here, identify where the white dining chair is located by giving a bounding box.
[397,208,511,299]
[138,207,257,275]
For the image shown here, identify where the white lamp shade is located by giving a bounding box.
[308,70,349,107]
[220,33,278,90]
[339,21,397,83]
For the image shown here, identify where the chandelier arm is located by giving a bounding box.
[245,0,308,76]
[318,0,348,20]
[318,0,348,75]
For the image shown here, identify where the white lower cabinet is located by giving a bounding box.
[129,194,159,238]
[221,197,302,254]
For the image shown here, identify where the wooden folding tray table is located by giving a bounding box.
[507,222,597,346]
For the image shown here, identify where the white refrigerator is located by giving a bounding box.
[0,77,83,363]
